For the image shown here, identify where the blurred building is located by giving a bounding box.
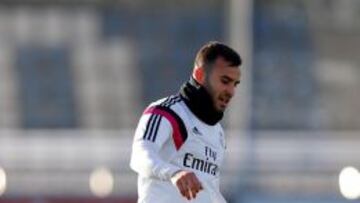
[0,0,226,202]
[0,0,359,203]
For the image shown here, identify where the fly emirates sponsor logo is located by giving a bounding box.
[183,146,218,176]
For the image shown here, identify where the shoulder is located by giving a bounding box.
[147,94,182,108]
[145,94,184,114]
[142,94,186,127]
[143,95,188,150]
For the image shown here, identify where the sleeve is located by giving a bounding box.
[129,107,182,180]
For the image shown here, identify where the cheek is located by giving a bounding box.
[215,83,227,95]
[206,83,219,99]
[207,79,224,98]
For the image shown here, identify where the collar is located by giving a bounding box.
[179,77,223,125]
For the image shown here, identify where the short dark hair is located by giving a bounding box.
[194,41,242,71]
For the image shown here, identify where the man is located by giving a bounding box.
[130,41,242,203]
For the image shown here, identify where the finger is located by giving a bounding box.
[185,189,192,200]
[185,182,196,200]
[176,180,188,199]
[190,188,198,199]
[184,181,194,200]
[187,178,200,195]
[183,180,195,200]
[184,189,192,200]
[187,178,202,199]
[189,173,203,192]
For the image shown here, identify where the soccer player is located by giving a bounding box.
[130,41,242,203]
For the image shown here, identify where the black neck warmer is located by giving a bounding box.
[179,77,223,125]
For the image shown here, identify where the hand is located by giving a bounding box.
[171,170,203,200]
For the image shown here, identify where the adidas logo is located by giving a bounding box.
[192,127,202,136]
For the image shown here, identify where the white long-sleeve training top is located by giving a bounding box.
[130,94,227,203]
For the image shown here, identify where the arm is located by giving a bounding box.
[130,106,203,200]
[130,112,181,180]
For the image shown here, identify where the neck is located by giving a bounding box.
[179,77,223,125]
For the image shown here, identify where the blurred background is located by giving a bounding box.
[0,0,360,202]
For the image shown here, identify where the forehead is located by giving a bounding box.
[211,57,241,80]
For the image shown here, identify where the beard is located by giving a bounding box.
[203,81,224,113]
[204,79,232,113]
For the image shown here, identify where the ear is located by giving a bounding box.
[192,66,205,85]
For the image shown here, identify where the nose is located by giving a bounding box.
[227,85,235,98]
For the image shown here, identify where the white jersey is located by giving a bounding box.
[130,95,227,203]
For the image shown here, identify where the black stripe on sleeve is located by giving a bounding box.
[151,116,162,142]
[142,95,183,142]
[146,115,160,141]
[143,114,156,140]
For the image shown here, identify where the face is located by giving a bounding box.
[203,57,241,112]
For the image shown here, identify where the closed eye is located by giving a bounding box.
[221,76,240,87]
[221,78,230,85]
